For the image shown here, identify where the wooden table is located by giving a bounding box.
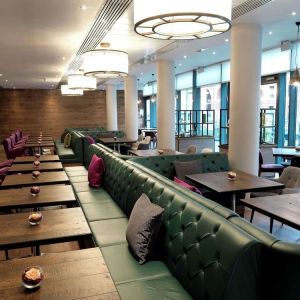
[272,147,300,159]
[241,193,300,233]
[7,162,63,174]
[186,171,284,211]
[14,155,60,164]
[24,141,55,148]
[99,137,137,152]
[0,248,120,300]
[1,171,69,189]
[0,185,76,210]
[0,207,92,253]
[128,149,183,156]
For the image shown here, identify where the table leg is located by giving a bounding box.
[250,210,255,222]
[270,218,274,233]
[232,194,236,212]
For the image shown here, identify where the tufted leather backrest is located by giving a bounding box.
[277,166,300,188]
[86,144,261,300]
[129,153,230,179]
[68,130,84,162]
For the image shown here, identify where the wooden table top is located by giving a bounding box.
[7,162,63,174]
[1,171,69,189]
[0,207,91,251]
[14,155,60,164]
[129,149,183,157]
[241,194,300,230]
[0,248,120,300]
[272,147,300,158]
[186,171,284,194]
[27,138,53,143]
[0,185,76,209]
[24,141,55,148]
[99,137,136,144]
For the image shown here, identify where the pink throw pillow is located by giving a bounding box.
[88,154,105,188]
[174,177,201,194]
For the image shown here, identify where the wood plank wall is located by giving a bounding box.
[0,89,125,141]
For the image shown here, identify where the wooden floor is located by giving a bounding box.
[0,145,299,262]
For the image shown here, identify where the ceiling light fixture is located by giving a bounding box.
[133,0,232,40]
[290,22,300,86]
[83,43,128,78]
[61,85,84,96]
[68,74,97,90]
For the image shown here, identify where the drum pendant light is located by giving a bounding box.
[68,74,97,90]
[134,0,232,40]
[290,22,300,86]
[61,85,83,96]
[83,43,128,78]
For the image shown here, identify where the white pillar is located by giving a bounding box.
[229,24,262,175]
[156,60,175,150]
[106,85,118,131]
[124,75,138,140]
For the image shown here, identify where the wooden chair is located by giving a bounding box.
[259,150,284,176]
[291,156,300,168]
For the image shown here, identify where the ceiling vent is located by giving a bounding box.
[67,0,133,73]
[232,0,273,19]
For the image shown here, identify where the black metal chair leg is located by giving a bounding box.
[5,249,9,260]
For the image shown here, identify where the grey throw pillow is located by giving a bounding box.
[174,159,202,181]
[126,193,164,264]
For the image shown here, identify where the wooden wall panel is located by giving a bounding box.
[0,89,125,141]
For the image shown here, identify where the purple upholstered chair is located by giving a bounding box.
[2,138,23,159]
[0,160,13,168]
[0,167,9,182]
[86,136,96,145]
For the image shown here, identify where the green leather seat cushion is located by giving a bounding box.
[117,276,193,300]
[67,170,88,177]
[69,175,89,183]
[77,190,114,204]
[65,166,87,173]
[101,243,171,284]
[72,181,92,193]
[82,202,125,222]
[55,143,75,157]
[90,218,128,247]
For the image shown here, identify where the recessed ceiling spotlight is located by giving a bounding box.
[5,79,8,82]
[80,5,87,10]
[62,57,66,60]
[269,31,273,35]
[292,12,297,16]
[212,51,216,55]
[179,63,182,67]
[183,55,187,59]
[0,74,3,77]
[140,72,143,75]
[225,38,229,42]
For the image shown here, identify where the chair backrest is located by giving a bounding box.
[201,147,214,153]
[186,145,197,154]
[291,156,300,168]
[142,136,151,144]
[277,166,300,188]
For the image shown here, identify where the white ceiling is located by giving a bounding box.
[0,0,104,89]
[0,0,299,89]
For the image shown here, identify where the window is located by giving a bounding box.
[200,84,221,140]
[260,77,278,144]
